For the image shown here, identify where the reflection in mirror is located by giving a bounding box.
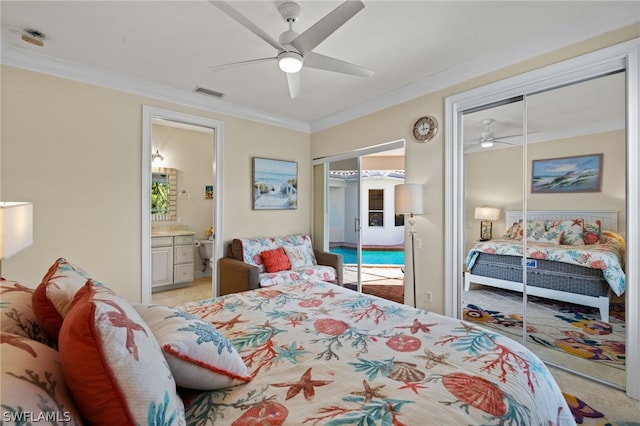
[151,167,177,221]
[462,98,526,348]
[525,72,626,390]
[460,71,627,390]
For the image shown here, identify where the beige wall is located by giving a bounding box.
[1,66,310,301]
[311,24,639,313]
[1,25,637,306]
[464,130,626,253]
[361,155,404,170]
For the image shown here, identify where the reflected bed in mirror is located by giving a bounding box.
[152,167,177,221]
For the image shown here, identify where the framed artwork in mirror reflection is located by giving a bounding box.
[531,153,602,194]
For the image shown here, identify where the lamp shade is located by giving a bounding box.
[0,202,33,260]
[394,184,424,215]
[474,207,500,221]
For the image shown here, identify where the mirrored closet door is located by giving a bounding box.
[460,70,627,389]
[461,98,526,347]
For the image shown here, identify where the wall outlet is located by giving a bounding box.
[426,291,432,302]
[415,238,422,249]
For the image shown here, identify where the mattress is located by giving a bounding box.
[465,237,626,296]
[470,252,609,298]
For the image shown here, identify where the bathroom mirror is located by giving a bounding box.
[151,167,177,221]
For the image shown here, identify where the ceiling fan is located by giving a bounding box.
[474,118,519,148]
[209,0,374,98]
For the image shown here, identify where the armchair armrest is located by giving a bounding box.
[219,257,260,295]
[314,250,343,286]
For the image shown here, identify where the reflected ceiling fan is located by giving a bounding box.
[473,118,520,148]
[209,0,374,98]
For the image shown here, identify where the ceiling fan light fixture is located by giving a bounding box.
[480,140,494,148]
[278,51,303,73]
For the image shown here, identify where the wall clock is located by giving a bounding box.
[412,115,438,142]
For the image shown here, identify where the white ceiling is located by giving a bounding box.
[462,71,627,153]
[1,1,638,133]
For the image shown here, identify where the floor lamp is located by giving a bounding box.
[394,184,424,308]
[0,202,33,278]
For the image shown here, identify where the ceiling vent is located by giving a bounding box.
[21,28,46,47]
[194,87,224,99]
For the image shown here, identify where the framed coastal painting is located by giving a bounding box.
[252,157,298,210]
[531,153,603,193]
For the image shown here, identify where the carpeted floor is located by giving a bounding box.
[463,285,626,388]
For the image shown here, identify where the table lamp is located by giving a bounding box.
[474,206,500,241]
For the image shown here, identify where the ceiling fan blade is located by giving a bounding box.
[208,1,286,52]
[304,52,373,77]
[492,133,524,141]
[209,57,276,72]
[286,72,301,99]
[290,0,364,56]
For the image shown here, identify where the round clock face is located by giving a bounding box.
[412,116,438,142]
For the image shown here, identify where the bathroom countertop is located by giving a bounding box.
[151,230,196,237]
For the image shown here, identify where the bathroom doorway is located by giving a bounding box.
[141,106,224,305]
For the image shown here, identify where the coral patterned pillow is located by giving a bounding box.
[1,279,55,347]
[1,332,83,425]
[261,247,292,273]
[583,220,601,244]
[601,230,626,248]
[546,219,585,245]
[283,244,317,268]
[527,230,563,245]
[32,257,108,341]
[521,220,546,240]
[58,281,185,426]
[502,222,521,240]
[134,304,252,390]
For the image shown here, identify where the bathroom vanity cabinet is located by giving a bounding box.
[151,233,195,291]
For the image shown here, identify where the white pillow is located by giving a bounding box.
[283,244,317,268]
[134,304,251,390]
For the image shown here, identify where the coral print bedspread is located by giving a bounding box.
[465,238,626,297]
[177,281,574,425]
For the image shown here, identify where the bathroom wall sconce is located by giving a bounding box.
[151,149,164,163]
[474,206,500,241]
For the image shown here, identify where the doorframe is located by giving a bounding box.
[445,39,639,399]
[312,140,406,294]
[141,106,224,303]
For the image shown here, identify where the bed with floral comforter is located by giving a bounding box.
[177,281,574,425]
[465,233,626,297]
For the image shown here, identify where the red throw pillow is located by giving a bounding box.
[260,247,291,273]
[59,281,185,425]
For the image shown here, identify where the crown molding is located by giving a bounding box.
[0,38,310,134]
[1,2,637,136]
[309,4,639,133]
